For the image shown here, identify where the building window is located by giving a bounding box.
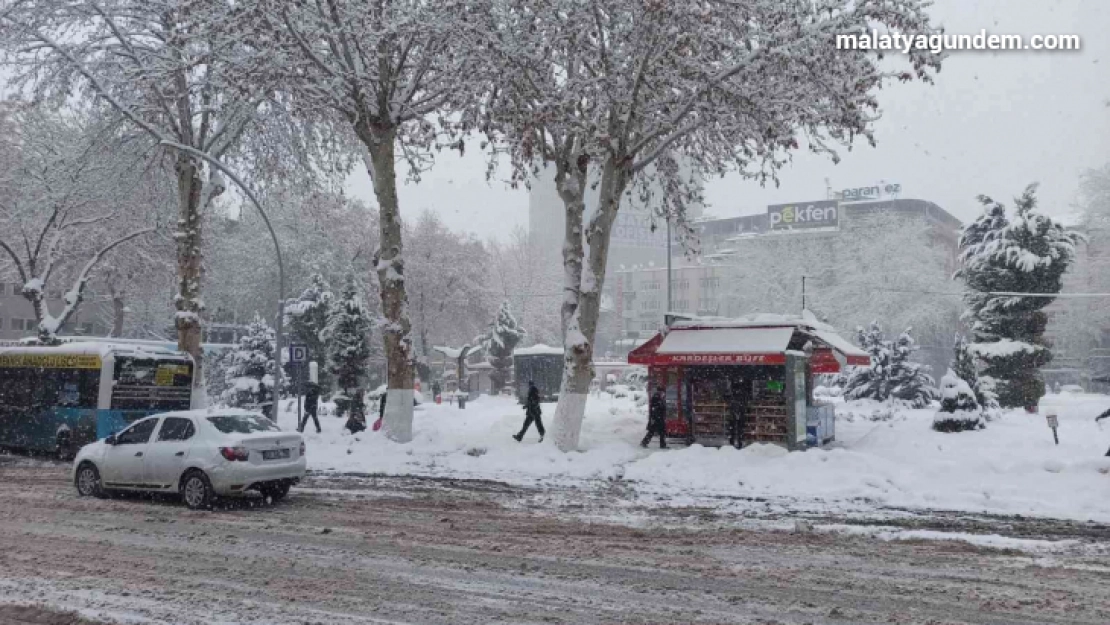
[0,283,5,295]
[675,280,689,291]
[674,300,689,312]
[81,323,95,335]
[0,318,4,329]
[47,289,63,300]
[700,277,720,289]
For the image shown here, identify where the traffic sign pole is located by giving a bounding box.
[289,344,307,431]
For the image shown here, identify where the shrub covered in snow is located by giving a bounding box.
[957,185,1082,408]
[284,273,334,390]
[324,275,372,401]
[844,322,938,409]
[223,313,276,409]
[932,370,985,432]
[482,301,526,394]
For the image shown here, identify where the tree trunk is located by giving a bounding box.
[362,124,414,442]
[551,159,629,451]
[555,166,588,342]
[174,155,209,407]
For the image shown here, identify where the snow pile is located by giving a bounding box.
[289,391,1110,523]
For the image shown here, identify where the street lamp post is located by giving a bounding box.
[159,141,286,419]
[666,217,673,320]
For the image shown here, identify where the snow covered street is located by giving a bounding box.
[294,391,1110,524]
[2,457,1109,625]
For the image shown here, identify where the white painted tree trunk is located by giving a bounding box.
[551,159,629,451]
[362,124,415,443]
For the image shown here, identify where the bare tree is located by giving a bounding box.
[247,0,487,441]
[1,0,297,403]
[0,109,154,343]
[479,0,944,450]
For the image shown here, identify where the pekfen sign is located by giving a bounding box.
[767,200,839,231]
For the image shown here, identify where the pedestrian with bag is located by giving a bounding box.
[641,388,667,449]
[513,380,544,442]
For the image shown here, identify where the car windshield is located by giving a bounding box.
[206,415,281,434]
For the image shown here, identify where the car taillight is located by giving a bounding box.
[299,441,305,457]
[219,446,249,461]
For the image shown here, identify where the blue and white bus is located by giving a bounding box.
[0,343,195,458]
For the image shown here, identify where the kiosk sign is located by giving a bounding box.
[767,200,839,231]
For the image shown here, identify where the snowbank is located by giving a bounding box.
[286,392,1110,523]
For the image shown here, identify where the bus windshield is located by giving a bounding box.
[111,357,193,411]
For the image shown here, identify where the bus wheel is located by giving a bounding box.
[180,470,213,510]
[75,462,105,498]
[56,431,75,461]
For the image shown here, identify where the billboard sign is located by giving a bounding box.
[767,200,839,231]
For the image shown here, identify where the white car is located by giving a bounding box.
[73,410,306,510]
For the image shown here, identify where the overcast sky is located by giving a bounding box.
[347,0,1110,240]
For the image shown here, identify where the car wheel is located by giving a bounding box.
[180,470,214,510]
[75,462,105,498]
[261,481,291,503]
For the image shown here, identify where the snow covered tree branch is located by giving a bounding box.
[478,0,944,450]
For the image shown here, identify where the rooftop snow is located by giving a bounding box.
[514,343,565,356]
[657,327,794,354]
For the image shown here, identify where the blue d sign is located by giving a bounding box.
[289,345,308,363]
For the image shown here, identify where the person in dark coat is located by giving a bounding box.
[513,381,545,442]
[1097,409,1110,456]
[379,392,387,421]
[727,379,747,448]
[641,388,667,448]
[299,382,322,433]
[345,390,367,434]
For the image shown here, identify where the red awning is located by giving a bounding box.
[629,325,870,373]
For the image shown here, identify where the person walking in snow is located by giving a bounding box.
[345,391,367,434]
[299,362,323,434]
[1096,409,1110,456]
[513,380,545,442]
[641,388,667,449]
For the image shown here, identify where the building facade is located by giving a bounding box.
[612,198,963,374]
[0,281,111,341]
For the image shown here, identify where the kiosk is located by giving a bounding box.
[628,313,868,450]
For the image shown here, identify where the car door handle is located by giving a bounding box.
[174,451,185,457]
[135,452,143,457]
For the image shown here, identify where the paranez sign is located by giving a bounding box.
[767,200,839,230]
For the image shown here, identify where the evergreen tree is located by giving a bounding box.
[953,333,999,411]
[323,275,372,400]
[933,369,985,432]
[223,312,276,410]
[844,322,938,408]
[957,185,1082,408]
[285,273,334,390]
[483,301,526,393]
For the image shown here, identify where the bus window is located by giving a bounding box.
[110,357,193,411]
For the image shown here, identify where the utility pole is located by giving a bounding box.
[666,217,673,319]
[802,276,806,312]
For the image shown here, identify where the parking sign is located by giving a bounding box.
[289,344,308,363]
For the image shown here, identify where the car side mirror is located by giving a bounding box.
[105,434,117,446]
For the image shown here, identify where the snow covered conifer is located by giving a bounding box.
[285,274,334,390]
[223,313,276,410]
[845,322,938,408]
[933,370,984,432]
[484,301,526,393]
[324,276,372,402]
[957,185,1082,408]
[953,334,999,413]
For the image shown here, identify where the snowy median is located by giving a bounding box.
[284,392,1110,523]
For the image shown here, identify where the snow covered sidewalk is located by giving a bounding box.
[284,391,1110,524]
